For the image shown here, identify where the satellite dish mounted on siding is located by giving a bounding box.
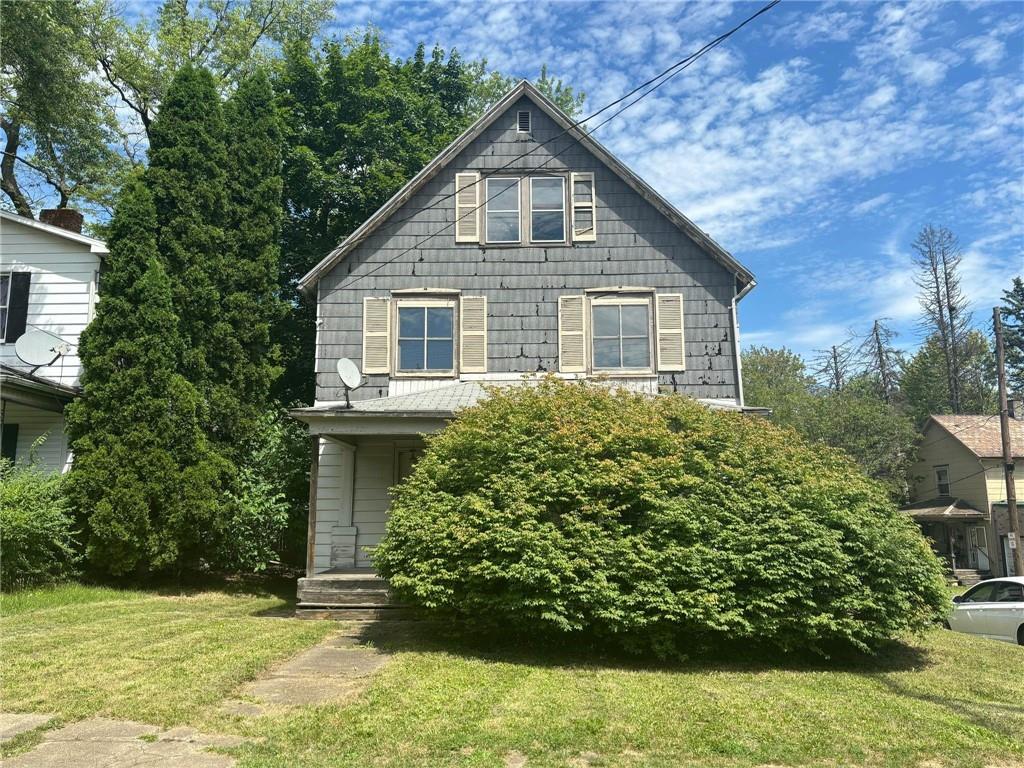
[336,358,362,410]
[14,329,70,373]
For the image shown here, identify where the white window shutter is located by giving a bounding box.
[460,296,488,373]
[362,297,391,374]
[455,172,480,243]
[570,172,596,242]
[655,293,686,371]
[558,295,587,373]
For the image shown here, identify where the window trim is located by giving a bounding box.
[529,176,567,244]
[484,177,521,244]
[392,297,458,378]
[0,272,10,342]
[935,465,951,496]
[588,292,655,374]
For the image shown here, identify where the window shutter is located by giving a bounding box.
[558,295,587,373]
[655,293,685,371]
[5,272,31,343]
[570,173,596,242]
[362,297,390,374]
[459,296,487,373]
[455,172,480,243]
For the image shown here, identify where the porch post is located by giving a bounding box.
[306,435,320,577]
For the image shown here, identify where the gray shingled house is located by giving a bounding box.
[291,81,759,609]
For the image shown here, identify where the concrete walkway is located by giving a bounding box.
[4,626,391,767]
[221,627,390,714]
[2,719,243,768]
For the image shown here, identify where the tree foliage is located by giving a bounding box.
[375,380,948,657]
[743,345,918,500]
[65,176,230,575]
[999,276,1024,395]
[900,330,997,423]
[0,0,127,217]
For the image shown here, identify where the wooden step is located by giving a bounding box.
[296,606,417,621]
[297,572,397,609]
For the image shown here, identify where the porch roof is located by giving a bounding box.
[900,496,986,521]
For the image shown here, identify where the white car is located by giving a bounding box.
[947,576,1024,644]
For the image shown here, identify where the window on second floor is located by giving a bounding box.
[0,273,10,342]
[530,177,566,242]
[935,465,951,496]
[397,302,455,374]
[485,177,521,244]
[591,296,652,371]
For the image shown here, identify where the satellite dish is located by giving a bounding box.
[336,358,362,390]
[15,329,69,370]
[336,358,362,409]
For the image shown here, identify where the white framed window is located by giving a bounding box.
[590,295,653,371]
[571,172,596,242]
[517,110,531,133]
[0,273,9,342]
[530,176,566,243]
[395,299,457,375]
[935,465,951,496]
[485,177,521,244]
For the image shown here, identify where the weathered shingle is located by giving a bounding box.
[930,414,1023,459]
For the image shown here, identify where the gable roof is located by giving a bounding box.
[926,414,1024,459]
[0,210,108,254]
[297,80,755,296]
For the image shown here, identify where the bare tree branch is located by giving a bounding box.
[0,117,35,217]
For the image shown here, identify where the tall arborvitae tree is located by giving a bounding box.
[65,176,229,575]
[999,276,1024,395]
[147,64,229,402]
[222,68,286,443]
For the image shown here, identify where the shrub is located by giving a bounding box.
[0,458,79,589]
[374,380,949,657]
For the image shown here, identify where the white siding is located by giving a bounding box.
[0,218,102,387]
[1,401,70,473]
[353,440,396,568]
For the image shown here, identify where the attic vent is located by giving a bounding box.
[517,110,531,133]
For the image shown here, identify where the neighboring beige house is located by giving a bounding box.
[903,411,1023,581]
[0,209,106,473]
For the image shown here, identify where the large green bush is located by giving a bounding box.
[374,380,948,657]
[0,459,79,589]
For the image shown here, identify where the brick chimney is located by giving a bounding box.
[39,208,83,234]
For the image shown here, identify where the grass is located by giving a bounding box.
[2,581,1023,768]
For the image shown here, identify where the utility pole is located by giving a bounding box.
[994,307,1023,577]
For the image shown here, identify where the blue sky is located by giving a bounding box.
[327,0,1023,359]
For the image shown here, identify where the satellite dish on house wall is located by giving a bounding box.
[336,358,362,409]
[336,358,362,390]
[14,329,70,370]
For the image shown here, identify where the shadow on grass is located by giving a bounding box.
[84,569,302,609]
[347,614,935,677]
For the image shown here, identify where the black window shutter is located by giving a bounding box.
[5,271,31,342]
[1,423,18,463]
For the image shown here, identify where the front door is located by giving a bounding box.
[969,526,990,571]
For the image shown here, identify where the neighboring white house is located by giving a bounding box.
[0,209,106,473]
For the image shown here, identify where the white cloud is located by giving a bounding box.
[851,193,895,215]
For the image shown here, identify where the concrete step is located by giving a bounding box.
[296,607,417,621]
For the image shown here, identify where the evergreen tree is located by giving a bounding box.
[65,176,229,575]
[147,63,229,404]
[901,331,997,422]
[999,276,1024,394]
[222,68,286,445]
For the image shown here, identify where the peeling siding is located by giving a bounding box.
[315,96,741,404]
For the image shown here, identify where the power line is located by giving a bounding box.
[330,0,782,291]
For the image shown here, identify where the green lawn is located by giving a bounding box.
[2,581,1022,768]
